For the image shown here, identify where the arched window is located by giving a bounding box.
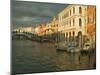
[73,31,75,36]
[79,7,82,14]
[66,32,68,37]
[70,20,71,26]
[73,31,75,41]
[70,10,71,16]
[79,18,82,27]
[69,32,71,37]
[73,19,75,26]
[73,7,75,14]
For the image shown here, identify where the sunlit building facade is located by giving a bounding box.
[35,24,46,36]
[87,6,96,48]
[43,16,59,41]
[58,5,87,48]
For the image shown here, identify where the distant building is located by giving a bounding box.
[13,26,35,34]
[35,24,46,36]
[46,22,53,35]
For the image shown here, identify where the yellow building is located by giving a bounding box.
[45,22,53,35]
[45,16,58,35]
[34,24,46,36]
[58,5,87,47]
[51,16,58,33]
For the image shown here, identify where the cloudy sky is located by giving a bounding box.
[11,0,68,29]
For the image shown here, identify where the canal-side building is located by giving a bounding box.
[51,16,59,33]
[38,16,59,41]
[13,27,24,33]
[87,6,96,48]
[34,24,46,36]
[45,16,58,35]
[22,27,35,33]
[58,5,87,48]
[45,22,53,35]
[49,16,59,42]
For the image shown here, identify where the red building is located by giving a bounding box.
[87,6,96,48]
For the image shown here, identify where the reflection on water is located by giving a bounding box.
[12,40,96,74]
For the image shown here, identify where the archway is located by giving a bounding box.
[78,31,82,48]
[73,31,75,41]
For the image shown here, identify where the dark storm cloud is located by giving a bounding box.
[11,0,68,28]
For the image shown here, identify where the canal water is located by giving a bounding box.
[12,40,96,74]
